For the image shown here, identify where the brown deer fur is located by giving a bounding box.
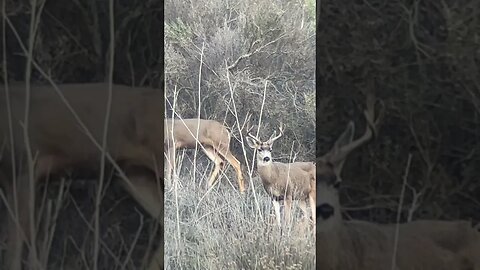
[391,220,480,269]
[318,218,472,270]
[164,118,245,192]
[316,113,478,269]
[0,82,164,270]
[247,127,315,227]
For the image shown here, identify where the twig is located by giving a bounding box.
[193,42,205,188]
[227,34,286,71]
[93,0,115,268]
[390,153,413,270]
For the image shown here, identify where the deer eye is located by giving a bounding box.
[258,149,263,152]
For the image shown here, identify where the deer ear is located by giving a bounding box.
[246,137,257,148]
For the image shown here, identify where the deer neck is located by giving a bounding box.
[318,222,368,270]
[317,199,349,268]
[316,223,344,269]
[256,160,276,184]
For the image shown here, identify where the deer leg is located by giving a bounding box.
[164,150,171,183]
[4,154,66,270]
[299,199,310,223]
[6,153,75,270]
[284,196,293,226]
[0,169,22,270]
[5,179,25,270]
[5,172,37,270]
[118,166,163,270]
[309,191,316,225]
[119,166,163,219]
[164,147,175,185]
[272,200,282,228]
[202,147,224,189]
[220,151,246,193]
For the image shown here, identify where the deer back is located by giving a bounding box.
[164,118,231,151]
[257,161,313,199]
[324,220,470,270]
[0,83,164,177]
[392,220,480,269]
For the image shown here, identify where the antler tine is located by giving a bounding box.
[335,90,379,161]
[247,131,261,142]
[247,126,261,142]
[373,100,385,135]
[278,122,285,134]
[241,112,253,132]
[245,116,262,142]
[364,90,385,138]
[268,122,284,143]
[245,117,254,134]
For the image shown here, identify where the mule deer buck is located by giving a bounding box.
[164,118,246,193]
[316,94,479,269]
[0,83,164,270]
[246,124,315,228]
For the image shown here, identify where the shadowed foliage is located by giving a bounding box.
[317,0,480,225]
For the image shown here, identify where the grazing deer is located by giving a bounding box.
[316,94,477,269]
[246,124,315,227]
[164,118,246,193]
[0,83,164,270]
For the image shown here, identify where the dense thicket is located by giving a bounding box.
[165,0,316,161]
[1,0,163,85]
[318,0,480,223]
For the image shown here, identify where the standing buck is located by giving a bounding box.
[246,124,315,227]
[316,95,479,269]
[164,118,246,193]
[0,83,164,270]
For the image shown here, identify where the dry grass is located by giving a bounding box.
[0,178,162,270]
[163,0,316,266]
[164,155,315,270]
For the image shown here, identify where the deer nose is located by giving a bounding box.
[317,203,335,220]
[263,156,270,162]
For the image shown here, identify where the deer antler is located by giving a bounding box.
[247,123,261,142]
[245,116,261,141]
[267,123,284,144]
[363,87,385,138]
[333,89,383,162]
[241,112,253,132]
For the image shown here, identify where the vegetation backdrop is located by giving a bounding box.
[1,0,478,269]
[318,0,480,226]
[164,0,316,269]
